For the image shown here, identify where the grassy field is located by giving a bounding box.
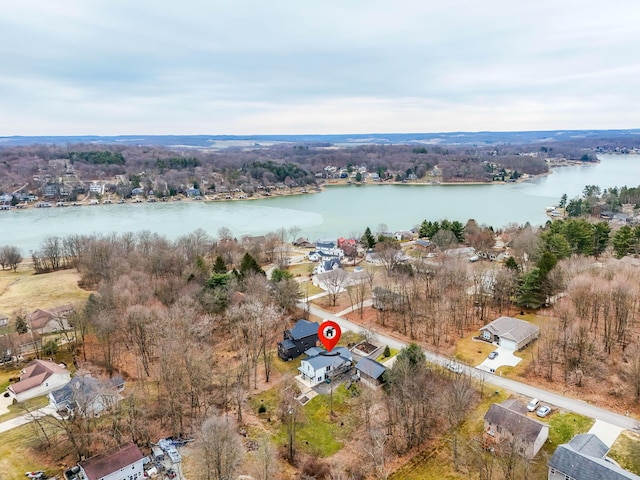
[287,262,314,277]
[250,383,356,458]
[544,412,594,452]
[0,422,65,480]
[453,335,495,366]
[0,396,50,422]
[609,430,640,475]
[0,265,90,315]
[376,347,399,363]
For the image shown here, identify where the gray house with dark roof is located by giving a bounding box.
[483,399,549,459]
[49,374,124,417]
[548,434,640,480]
[480,316,539,351]
[278,319,319,361]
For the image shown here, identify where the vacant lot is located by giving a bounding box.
[0,264,90,316]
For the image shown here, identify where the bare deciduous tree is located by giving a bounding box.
[195,414,243,480]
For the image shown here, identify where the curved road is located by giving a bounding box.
[304,302,638,431]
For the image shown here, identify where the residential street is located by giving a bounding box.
[304,302,639,432]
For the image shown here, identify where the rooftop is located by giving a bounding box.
[481,316,539,343]
[289,319,319,340]
[80,443,143,480]
[9,359,67,394]
[549,434,640,480]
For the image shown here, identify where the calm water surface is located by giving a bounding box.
[2,155,639,252]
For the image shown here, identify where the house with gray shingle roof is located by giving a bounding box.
[480,316,539,351]
[278,319,319,361]
[49,374,124,417]
[299,347,353,387]
[483,399,549,459]
[548,434,640,480]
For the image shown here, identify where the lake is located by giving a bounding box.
[1,154,639,252]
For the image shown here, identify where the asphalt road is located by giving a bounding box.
[305,302,639,431]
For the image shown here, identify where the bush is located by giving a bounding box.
[383,345,391,357]
[258,404,267,414]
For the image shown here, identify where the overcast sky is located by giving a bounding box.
[1,0,639,135]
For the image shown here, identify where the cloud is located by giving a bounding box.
[1,0,639,134]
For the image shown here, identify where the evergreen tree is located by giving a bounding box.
[15,315,28,334]
[239,253,265,277]
[593,221,611,256]
[213,255,227,274]
[612,225,634,258]
[559,193,568,209]
[361,227,377,249]
[504,256,519,271]
[271,268,293,283]
[515,268,546,309]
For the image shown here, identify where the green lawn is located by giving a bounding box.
[250,383,357,458]
[545,412,594,452]
[376,347,399,363]
[0,422,65,480]
[0,365,21,392]
[608,431,640,475]
[0,395,49,422]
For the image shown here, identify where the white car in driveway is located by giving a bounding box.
[527,398,540,412]
[536,405,552,418]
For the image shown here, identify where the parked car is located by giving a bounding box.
[447,363,463,374]
[527,398,540,412]
[536,405,552,418]
[25,472,46,479]
[488,351,499,360]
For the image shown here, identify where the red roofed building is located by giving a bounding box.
[27,304,74,334]
[8,358,71,402]
[79,442,144,480]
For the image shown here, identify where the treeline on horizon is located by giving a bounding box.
[0,137,619,194]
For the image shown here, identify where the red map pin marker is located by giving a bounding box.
[319,320,341,352]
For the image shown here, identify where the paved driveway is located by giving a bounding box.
[476,346,522,373]
[588,419,625,447]
[0,390,12,415]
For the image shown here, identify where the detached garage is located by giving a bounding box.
[480,316,539,351]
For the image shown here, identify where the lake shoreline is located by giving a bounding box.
[0,159,599,212]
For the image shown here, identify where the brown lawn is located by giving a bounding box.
[0,264,90,316]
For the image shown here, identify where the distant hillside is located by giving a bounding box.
[1,129,640,148]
